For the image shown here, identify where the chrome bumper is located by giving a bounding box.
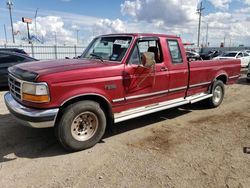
[4,92,59,128]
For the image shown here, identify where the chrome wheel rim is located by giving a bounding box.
[213,86,222,104]
[71,112,98,141]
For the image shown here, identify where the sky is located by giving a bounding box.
[0,0,250,47]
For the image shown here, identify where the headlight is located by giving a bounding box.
[22,82,50,103]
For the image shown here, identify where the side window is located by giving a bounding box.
[243,53,249,57]
[0,54,18,63]
[138,39,163,63]
[13,55,26,62]
[128,45,140,65]
[167,40,183,64]
[128,39,163,65]
[237,53,243,58]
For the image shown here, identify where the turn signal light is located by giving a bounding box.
[22,93,50,103]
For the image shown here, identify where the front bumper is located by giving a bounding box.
[4,92,59,128]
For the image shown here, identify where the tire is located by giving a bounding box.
[206,80,225,108]
[55,100,106,151]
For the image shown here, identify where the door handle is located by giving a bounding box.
[160,67,168,71]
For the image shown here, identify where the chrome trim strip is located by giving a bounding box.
[4,92,58,128]
[169,86,187,93]
[114,98,188,123]
[189,81,211,88]
[125,89,169,101]
[228,75,240,79]
[112,86,187,103]
[114,92,213,123]
[189,94,213,104]
[112,98,125,103]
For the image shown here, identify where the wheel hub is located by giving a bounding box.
[213,86,222,104]
[71,112,98,141]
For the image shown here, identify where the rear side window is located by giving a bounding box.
[0,53,27,63]
[167,40,183,64]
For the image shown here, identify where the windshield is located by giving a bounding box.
[81,36,133,62]
[223,52,237,57]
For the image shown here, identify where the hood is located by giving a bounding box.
[16,59,110,74]
[9,59,115,81]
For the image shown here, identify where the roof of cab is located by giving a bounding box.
[99,33,180,39]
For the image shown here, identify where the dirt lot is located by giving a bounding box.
[0,73,250,188]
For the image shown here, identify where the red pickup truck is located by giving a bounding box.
[4,33,240,151]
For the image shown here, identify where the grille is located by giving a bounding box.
[8,75,22,100]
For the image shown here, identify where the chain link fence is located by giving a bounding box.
[0,44,86,60]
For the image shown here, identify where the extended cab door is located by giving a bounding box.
[123,37,170,106]
[164,39,189,99]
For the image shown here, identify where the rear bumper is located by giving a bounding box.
[4,92,59,128]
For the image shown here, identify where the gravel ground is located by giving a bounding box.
[0,72,249,188]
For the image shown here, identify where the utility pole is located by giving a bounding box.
[26,22,31,44]
[6,0,15,43]
[224,35,226,47]
[76,29,79,45]
[197,1,205,47]
[4,24,8,44]
[54,32,57,45]
[205,23,208,47]
[34,8,39,36]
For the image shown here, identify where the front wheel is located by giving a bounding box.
[55,100,106,151]
[206,80,225,108]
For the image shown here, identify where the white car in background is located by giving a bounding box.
[247,65,250,82]
[244,50,250,54]
[214,51,250,67]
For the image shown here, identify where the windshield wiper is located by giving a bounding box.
[89,53,104,63]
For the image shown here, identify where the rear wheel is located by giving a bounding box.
[206,80,225,108]
[55,100,106,151]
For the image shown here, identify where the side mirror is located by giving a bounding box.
[65,57,70,59]
[141,52,156,68]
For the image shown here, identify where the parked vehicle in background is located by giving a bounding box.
[186,50,202,61]
[0,48,28,55]
[247,65,250,82]
[0,51,38,87]
[213,51,250,67]
[4,33,240,151]
[200,50,222,60]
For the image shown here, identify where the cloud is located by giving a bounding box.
[121,0,198,25]
[208,0,232,11]
[93,18,126,35]
[121,0,142,17]
[244,0,250,5]
[119,0,250,46]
